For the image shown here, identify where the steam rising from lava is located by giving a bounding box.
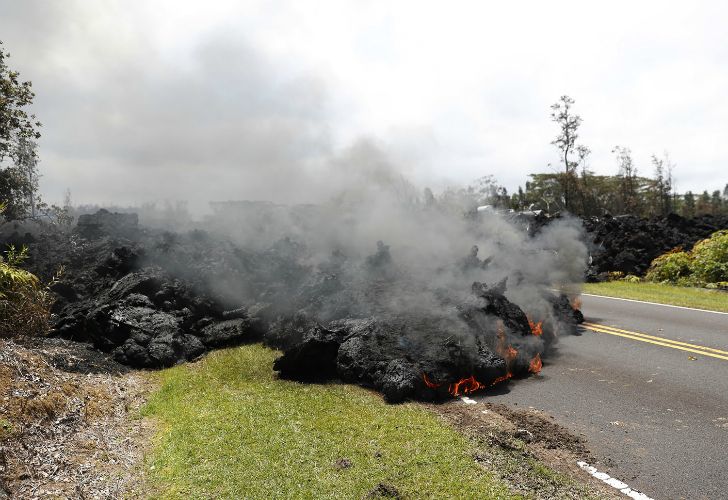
[148,139,588,400]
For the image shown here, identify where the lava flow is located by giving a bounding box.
[422,372,442,389]
[528,353,542,373]
[528,317,543,336]
[422,371,516,397]
[449,376,482,395]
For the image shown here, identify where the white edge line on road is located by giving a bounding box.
[576,461,654,500]
[581,293,728,315]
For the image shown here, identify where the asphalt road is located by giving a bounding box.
[478,294,728,500]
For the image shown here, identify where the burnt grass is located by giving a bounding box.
[2,209,589,403]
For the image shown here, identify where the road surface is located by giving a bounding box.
[478,293,728,500]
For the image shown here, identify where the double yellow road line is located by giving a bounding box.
[582,322,728,361]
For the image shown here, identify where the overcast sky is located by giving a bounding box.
[2,0,727,208]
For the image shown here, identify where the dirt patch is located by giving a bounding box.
[0,336,154,498]
[432,400,623,499]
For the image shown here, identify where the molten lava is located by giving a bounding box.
[529,353,542,374]
[571,296,582,310]
[422,372,442,389]
[425,319,544,398]
[528,317,543,336]
[495,321,519,365]
[448,372,513,396]
[449,376,482,396]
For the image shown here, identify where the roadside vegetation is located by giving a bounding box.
[584,229,728,312]
[142,344,516,499]
[582,281,728,313]
[0,204,55,338]
[645,230,728,288]
[142,344,606,499]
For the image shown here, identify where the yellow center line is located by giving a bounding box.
[582,322,728,356]
[583,323,728,362]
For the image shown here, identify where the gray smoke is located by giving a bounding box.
[2,2,588,353]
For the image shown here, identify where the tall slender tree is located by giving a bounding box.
[550,95,586,212]
[613,146,640,215]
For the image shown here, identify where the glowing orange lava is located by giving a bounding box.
[528,317,543,336]
[571,296,582,310]
[423,319,546,398]
[422,373,442,389]
[495,320,519,365]
[449,376,483,396]
[528,353,542,374]
[441,372,514,397]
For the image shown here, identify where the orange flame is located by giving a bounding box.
[490,372,512,387]
[449,376,483,396]
[528,353,542,374]
[422,373,442,389]
[528,317,543,336]
[445,372,514,397]
[571,297,582,310]
[422,319,546,398]
[495,321,518,365]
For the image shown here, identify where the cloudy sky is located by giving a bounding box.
[2,0,727,209]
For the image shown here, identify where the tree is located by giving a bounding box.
[711,190,723,215]
[575,144,596,216]
[613,146,640,215]
[649,153,673,216]
[697,190,712,215]
[550,95,586,212]
[0,41,41,219]
[682,191,696,218]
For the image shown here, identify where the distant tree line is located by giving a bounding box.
[485,96,728,218]
[2,40,726,225]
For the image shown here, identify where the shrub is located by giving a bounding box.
[621,274,641,283]
[0,244,54,338]
[689,230,728,284]
[605,271,624,281]
[645,248,692,283]
[646,231,728,287]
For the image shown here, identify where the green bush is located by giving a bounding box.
[0,244,54,338]
[645,248,692,283]
[621,274,641,283]
[690,230,728,284]
[646,231,728,287]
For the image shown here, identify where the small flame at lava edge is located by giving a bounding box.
[449,376,482,395]
[423,319,543,397]
[571,297,582,310]
[422,372,515,397]
[422,373,442,389]
[529,353,542,374]
[528,317,543,336]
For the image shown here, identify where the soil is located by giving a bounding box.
[433,399,624,499]
[0,337,154,499]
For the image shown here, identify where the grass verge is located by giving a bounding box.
[142,344,519,499]
[582,281,728,313]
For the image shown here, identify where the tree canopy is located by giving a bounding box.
[0,41,42,219]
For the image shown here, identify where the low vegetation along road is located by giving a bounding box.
[480,293,728,500]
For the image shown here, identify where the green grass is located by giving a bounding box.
[142,344,519,499]
[583,281,728,313]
